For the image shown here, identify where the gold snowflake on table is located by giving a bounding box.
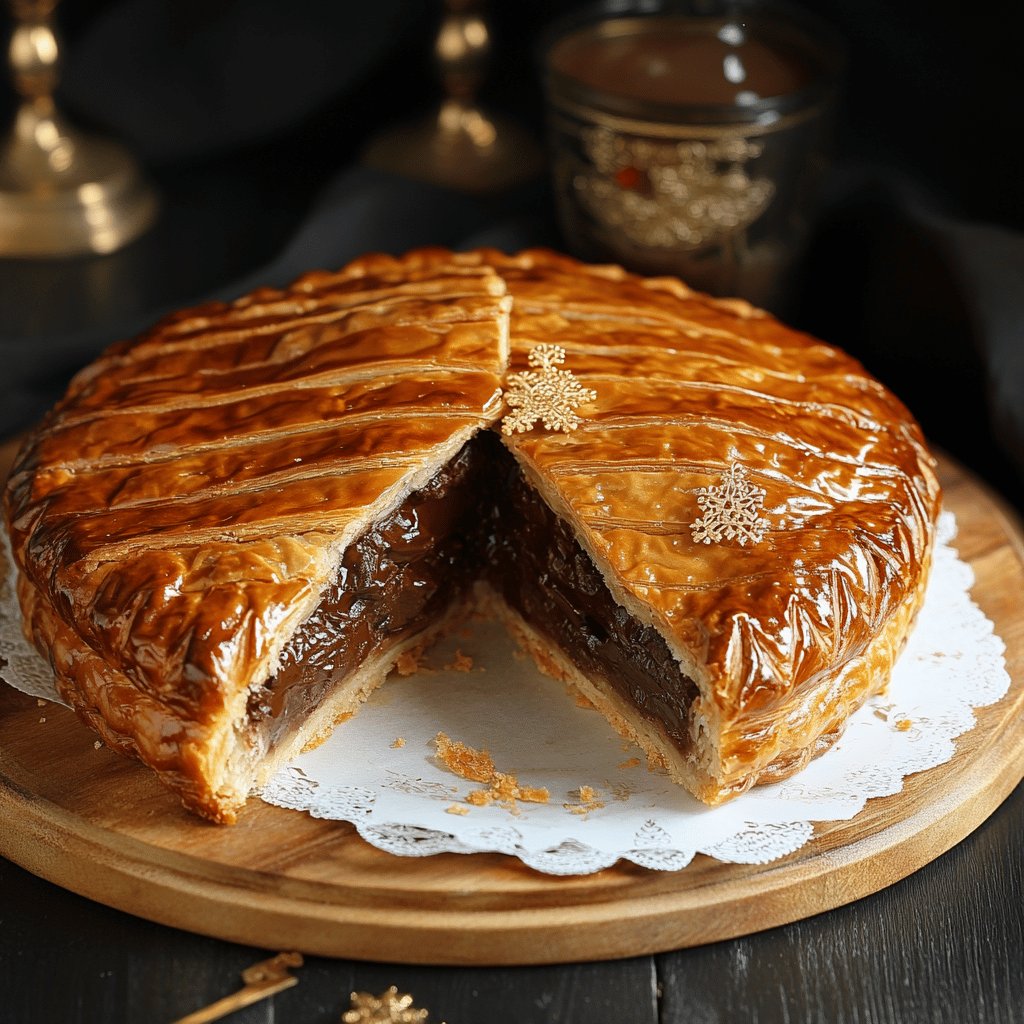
[690,464,770,547]
[343,986,441,1023]
[501,343,597,435]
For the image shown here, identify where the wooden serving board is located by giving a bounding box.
[2,448,1023,966]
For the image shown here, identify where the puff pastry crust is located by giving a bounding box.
[3,248,940,821]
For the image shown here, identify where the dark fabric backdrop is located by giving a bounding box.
[1,0,1022,506]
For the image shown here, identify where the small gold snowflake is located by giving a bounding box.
[690,464,770,547]
[501,343,597,435]
[343,986,437,1023]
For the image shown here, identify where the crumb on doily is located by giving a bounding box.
[445,649,474,673]
[395,644,427,676]
[434,732,550,812]
[434,732,495,783]
[445,804,470,816]
[390,737,406,749]
[564,785,606,817]
[896,718,913,732]
[617,757,641,770]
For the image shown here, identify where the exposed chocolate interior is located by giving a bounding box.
[478,432,698,751]
[250,430,697,757]
[250,441,483,746]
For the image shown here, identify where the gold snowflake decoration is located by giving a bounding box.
[690,464,770,547]
[501,343,597,435]
[343,986,440,1023]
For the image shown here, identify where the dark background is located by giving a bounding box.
[1,3,1023,1022]
[1,0,1024,505]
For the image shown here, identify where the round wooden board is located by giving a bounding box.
[2,447,1023,966]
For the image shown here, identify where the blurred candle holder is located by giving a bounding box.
[543,0,842,311]
[363,0,543,194]
[0,0,157,258]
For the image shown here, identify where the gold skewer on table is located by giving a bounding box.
[170,951,303,1024]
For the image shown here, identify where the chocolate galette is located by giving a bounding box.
[3,249,940,821]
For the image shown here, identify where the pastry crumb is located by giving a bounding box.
[435,732,495,783]
[564,784,606,816]
[873,702,895,721]
[517,785,550,804]
[617,757,641,769]
[36,698,47,707]
[445,649,474,672]
[445,803,470,816]
[571,689,595,710]
[93,740,103,750]
[395,651,419,675]
[895,718,913,732]
[435,732,550,812]
[390,737,406,749]
[395,643,427,676]
[38,716,46,724]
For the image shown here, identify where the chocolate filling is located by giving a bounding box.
[250,442,484,746]
[248,430,698,759]
[478,432,699,750]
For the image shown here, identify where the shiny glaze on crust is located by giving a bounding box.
[478,249,939,784]
[4,247,940,814]
[5,255,510,734]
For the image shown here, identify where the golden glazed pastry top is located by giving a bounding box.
[4,247,940,807]
[448,249,939,782]
[5,253,511,727]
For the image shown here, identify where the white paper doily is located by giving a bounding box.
[0,513,1011,875]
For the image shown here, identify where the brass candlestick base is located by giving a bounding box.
[362,0,543,194]
[0,0,157,257]
[364,98,543,195]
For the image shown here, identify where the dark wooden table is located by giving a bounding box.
[2,152,1023,1024]
[1,780,1022,1023]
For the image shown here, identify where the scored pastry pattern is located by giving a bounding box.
[4,247,941,820]
[478,248,938,798]
[7,256,510,699]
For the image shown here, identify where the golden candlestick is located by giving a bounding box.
[0,0,157,257]
[363,0,542,194]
